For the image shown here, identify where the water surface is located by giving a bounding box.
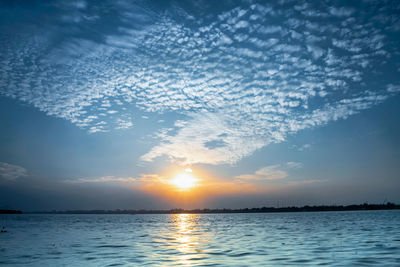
[1,210,399,266]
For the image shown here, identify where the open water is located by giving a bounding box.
[1,210,399,266]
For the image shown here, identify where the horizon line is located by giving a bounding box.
[10,202,400,214]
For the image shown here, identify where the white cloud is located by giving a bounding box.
[115,118,133,129]
[387,84,400,93]
[68,176,137,183]
[329,7,354,17]
[143,90,390,165]
[0,162,27,180]
[65,173,161,184]
[141,112,265,165]
[236,162,303,181]
[307,45,325,59]
[235,20,249,29]
[295,144,311,151]
[286,162,303,169]
[254,165,288,180]
[257,25,282,34]
[0,1,399,165]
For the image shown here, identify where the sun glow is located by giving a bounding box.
[171,169,197,190]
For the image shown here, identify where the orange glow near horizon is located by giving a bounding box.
[139,166,265,209]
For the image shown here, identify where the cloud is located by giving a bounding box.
[236,162,303,181]
[1,1,399,165]
[287,179,328,186]
[329,7,354,17]
[115,118,133,129]
[307,45,325,59]
[0,162,27,180]
[67,176,137,183]
[65,174,161,184]
[286,162,303,169]
[387,84,400,93]
[295,144,311,151]
[141,112,267,165]
[142,90,391,165]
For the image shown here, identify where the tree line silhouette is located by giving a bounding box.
[11,202,399,214]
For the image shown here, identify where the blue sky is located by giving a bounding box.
[1,0,400,210]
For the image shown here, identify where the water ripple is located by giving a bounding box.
[0,211,399,266]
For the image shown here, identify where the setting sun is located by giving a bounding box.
[171,170,197,190]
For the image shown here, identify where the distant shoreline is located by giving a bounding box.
[0,210,22,214]
[10,202,399,215]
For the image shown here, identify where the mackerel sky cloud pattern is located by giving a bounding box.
[1,0,399,164]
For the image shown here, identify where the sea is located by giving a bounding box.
[1,210,399,266]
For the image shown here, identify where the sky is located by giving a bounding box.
[1,0,400,211]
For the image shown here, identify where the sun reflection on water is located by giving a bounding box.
[173,214,202,265]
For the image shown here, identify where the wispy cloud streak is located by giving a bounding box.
[0,162,27,180]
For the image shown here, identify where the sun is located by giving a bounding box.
[171,169,197,190]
